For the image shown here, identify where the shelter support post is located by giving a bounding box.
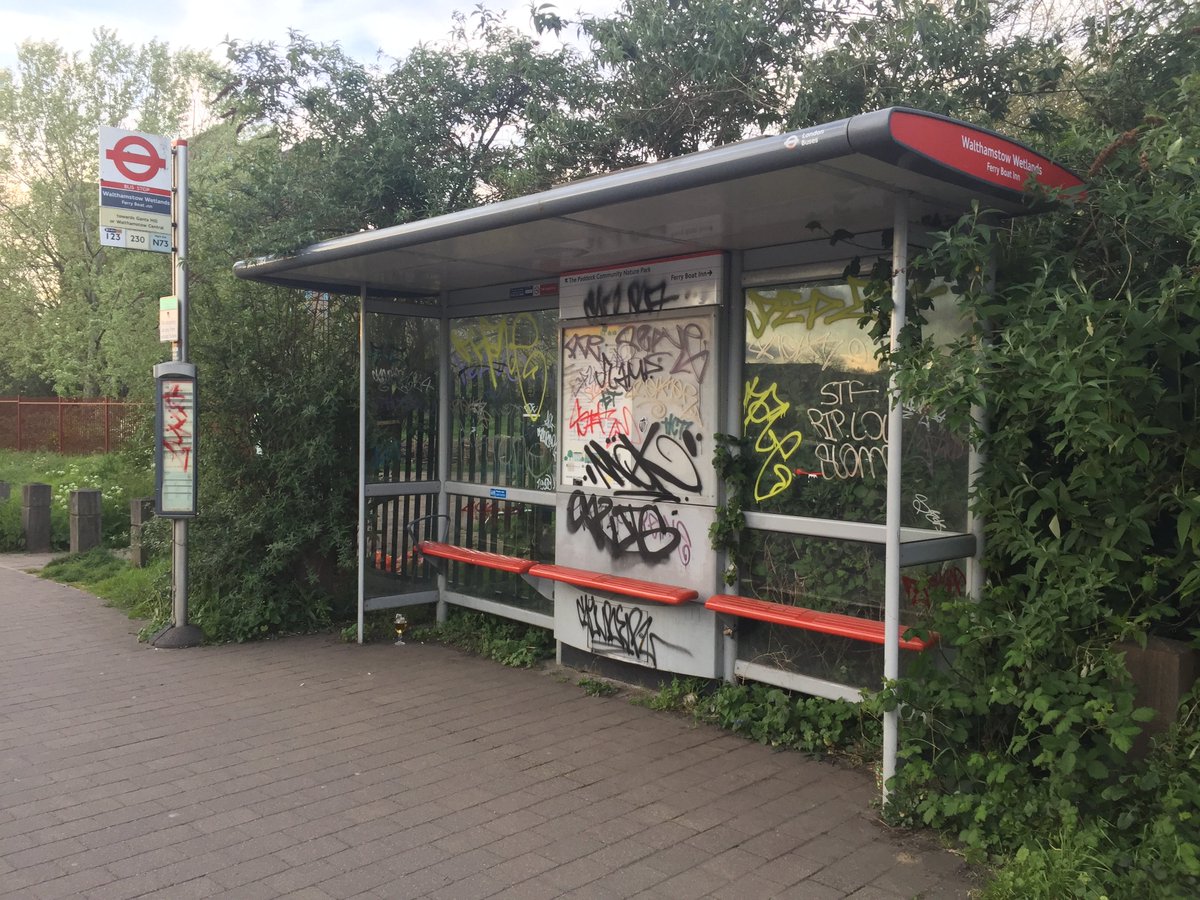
[357,286,367,644]
[436,301,451,624]
[967,251,996,602]
[882,196,909,807]
[722,253,746,682]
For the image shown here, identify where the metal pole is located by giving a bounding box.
[175,141,189,364]
[882,195,909,808]
[172,140,190,631]
[967,248,996,602]
[436,298,451,624]
[721,252,745,681]
[151,139,202,648]
[357,287,367,644]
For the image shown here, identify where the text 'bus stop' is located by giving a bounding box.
[235,107,1082,803]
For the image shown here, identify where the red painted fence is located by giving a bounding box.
[0,397,140,454]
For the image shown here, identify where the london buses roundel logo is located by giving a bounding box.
[105,135,168,183]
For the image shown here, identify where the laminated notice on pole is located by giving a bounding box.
[159,295,179,342]
[154,362,198,517]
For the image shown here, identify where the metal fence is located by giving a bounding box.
[0,396,140,454]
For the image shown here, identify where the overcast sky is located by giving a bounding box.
[0,0,619,73]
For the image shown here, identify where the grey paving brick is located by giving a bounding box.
[0,559,980,900]
[642,840,712,878]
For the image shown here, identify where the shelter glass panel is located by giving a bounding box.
[742,279,969,531]
[738,529,958,685]
[365,492,438,598]
[447,493,554,615]
[449,310,557,491]
[367,314,439,483]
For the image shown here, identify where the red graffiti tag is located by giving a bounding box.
[162,382,191,472]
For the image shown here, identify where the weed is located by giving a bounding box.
[642,676,708,712]
[578,676,619,697]
[414,609,554,668]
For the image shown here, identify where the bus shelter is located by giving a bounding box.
[235,107,1082,800]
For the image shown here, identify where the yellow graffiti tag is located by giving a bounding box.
[745,277,869,339]
[744,377,804,501]
[451,312,550,420]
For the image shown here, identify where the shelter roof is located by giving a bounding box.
[233,107,1082,298]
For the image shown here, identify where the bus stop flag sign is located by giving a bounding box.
[98,126,172,253]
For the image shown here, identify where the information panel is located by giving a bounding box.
[560,252,724,320]
[154,362,197,517]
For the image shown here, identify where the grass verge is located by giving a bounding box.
[0,450,152,550]
[40,548,171,638]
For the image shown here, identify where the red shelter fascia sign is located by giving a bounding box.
[885,110,1084,196]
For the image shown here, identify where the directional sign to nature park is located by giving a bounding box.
[98,127,172,253]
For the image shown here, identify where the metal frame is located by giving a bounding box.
[442,481,555,507]
[364,481,440,498]
[441,590,554,631]
[881,196,910,802]
[734,659,865,703]
[742,511,975,564]
[365,590,439,612]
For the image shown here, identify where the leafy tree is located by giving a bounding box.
[542,0,848,158]
[172,122,361,640]
[0,31,215,397]
[788,0,1070,130]
[179,9,619,639]
[213,8,616,254]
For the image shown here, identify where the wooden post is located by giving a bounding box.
[69,489,102,553]
[129,498,154,567]
[22,483,51,553]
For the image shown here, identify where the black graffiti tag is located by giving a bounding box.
[566,491,682,562]
[583,278,680,319]
[583,422,702,502]
[614,321,710,382]
[575,593,660,667]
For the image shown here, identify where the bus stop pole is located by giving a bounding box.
[173,140,188,631]
[882,195,909,807]
[154,139,202,648]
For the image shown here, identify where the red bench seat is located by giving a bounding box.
[527,564,697,606]
[705,594,938,651]
[416,541,534,574]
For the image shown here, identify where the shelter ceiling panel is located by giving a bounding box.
[403,216,699,277]
[560,163,896,252]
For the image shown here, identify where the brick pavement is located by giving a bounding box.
[0,560,979,899]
